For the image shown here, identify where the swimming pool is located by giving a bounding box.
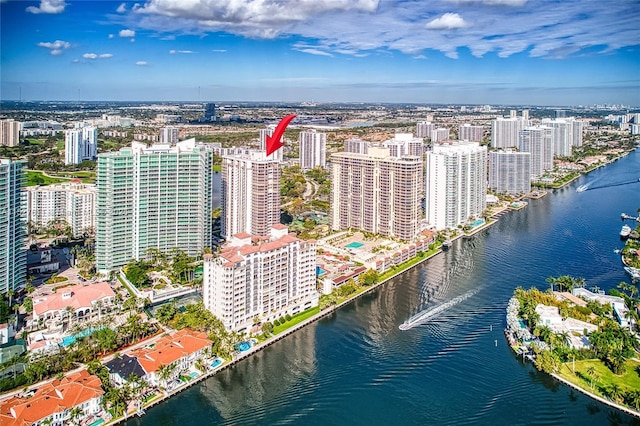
[235,341,251,352]
[60,327,103,347]
[316,266,326,275]
[470,219,484,228]
[345,242,364,249]
[211,358,223,368]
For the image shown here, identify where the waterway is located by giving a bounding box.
[130,149,640,426]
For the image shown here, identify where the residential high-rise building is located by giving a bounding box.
[382,133,423,158]
[430,128,450,143]
[343,138,369,154]
[331,147,422,241]
[25,181,95,237]
[259,125,284,161]
[519,126,554,180]
[541,118,579,158]
[299,129,326,170]
[416,121,434,139]
[0,119,21,147]
[96,139,213,273]
[458,124,484,142]
[203,225,318,332]
[488,151,531,196]
[221,150,281,239]
[491,117,529,149]
[159,126,179,144]
[0,159,26,293]
[425,141,487,230]
[65,124,97,165]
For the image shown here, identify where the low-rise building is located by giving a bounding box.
[32,282,116,323]
[126,329,212,388]
[0,369,104,426]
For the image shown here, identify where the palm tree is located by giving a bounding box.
[68,406,84,426]
[586,366,596,388]
[6,289,14,307]
[546,277,557,292]
[608,383,623,403]
[626,390,640,411]
[194,358,207,374]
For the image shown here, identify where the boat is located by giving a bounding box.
[614,249,621,254]
[620,225,632,238]
[624,266,640,280]
[442,239,452,249]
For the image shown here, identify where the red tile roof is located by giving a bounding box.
[129,329,212,374]
[33,282,115,317]
[0,369,103,426]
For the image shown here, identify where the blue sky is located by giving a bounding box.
[1,0,639,106]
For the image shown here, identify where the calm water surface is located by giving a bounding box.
[131,149,640,426]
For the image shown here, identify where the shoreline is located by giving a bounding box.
[111,147,637,424]
[551,372,640,419]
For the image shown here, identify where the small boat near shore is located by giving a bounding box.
[620,225,632,238]
[624,266,640,280]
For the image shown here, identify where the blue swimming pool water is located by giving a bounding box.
[60,327,103,347]
[235,341,251,352]
[316,266,326,275]
[211,358,222,368]
[470,219,484,227]
[345,242,364,249]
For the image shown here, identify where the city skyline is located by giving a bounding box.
[1,0,639,106]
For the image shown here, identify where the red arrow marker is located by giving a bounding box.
[266,114,296,157]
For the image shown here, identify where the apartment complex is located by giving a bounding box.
[541,118,584,157]
[0,119,21,147]
[425,141,487,230]
[65,123,98,165]
[259,125,284,161]
[203,225,318,332]
[491,115,530,149]
[458,124,484,142]
[25,181,95,237]
[0,159,26,293]
[430,128,450,143]
[330,147,422,241]
[343,138,369,154]
[488,151,531,195]
[221,149,281,239]
[519,126,554,180]
[96,139,213,273]
[416,121,434,139]
[382,133,423,158]
[299,129,327,169]
[160,126,179,144]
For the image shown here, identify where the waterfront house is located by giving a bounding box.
[105,354,147,386]
[32,282,116,324]
[0,369,104,426]
[572,288,629,328]
[535,304,598,348]
[128,329,212,388]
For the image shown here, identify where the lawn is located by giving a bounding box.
[557,358,640,400]
[25,170,69,186]
[272,306,320,335]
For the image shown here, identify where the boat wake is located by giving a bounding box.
[399,288,480,331]
[576,184,588,192]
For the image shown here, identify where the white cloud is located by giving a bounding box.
[131,38,136,43]
[169,49,194,54]
[449,0,528,5]
[124,0,640,60]
[296,48,333,57]
[136,60,148,65]
[109,34,115,39]
[211,49,227,53]
[119,29,136,37]
[426,13,468,30]
[117,3,127,13]
[38,40,71,55]
[169,49,176,54]
[83,53,113,59]
[26,0,66,14]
